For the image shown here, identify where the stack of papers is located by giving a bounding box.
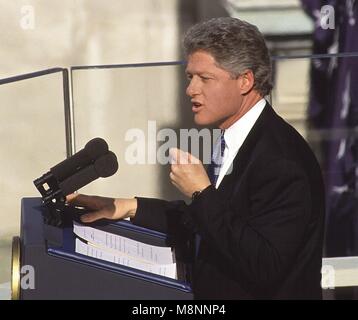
[73,221,177,279]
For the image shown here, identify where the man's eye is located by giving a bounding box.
[200,76,211,81]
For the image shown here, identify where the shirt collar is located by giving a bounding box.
[223,98,266,153]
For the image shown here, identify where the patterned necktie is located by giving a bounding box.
[207,130,226,186]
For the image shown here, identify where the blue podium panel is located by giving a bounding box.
[20,198,193,300]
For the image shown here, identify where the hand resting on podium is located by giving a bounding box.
[66,193,137,223]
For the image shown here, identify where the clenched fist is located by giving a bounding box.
[169,148,211,198]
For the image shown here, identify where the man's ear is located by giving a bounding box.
[237,69,255,94]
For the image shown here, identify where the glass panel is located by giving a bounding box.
[0,71,67,286]
[71,63,192,202]
[72,53,358,260]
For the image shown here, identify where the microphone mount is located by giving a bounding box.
[33,171,68,227]
[34,171,66,205]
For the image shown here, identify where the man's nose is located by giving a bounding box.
[186,78,200,97]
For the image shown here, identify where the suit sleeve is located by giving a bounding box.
[131,197,195,241]
[189,157,312,290]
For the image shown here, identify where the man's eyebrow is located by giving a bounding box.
[185,70,215,77]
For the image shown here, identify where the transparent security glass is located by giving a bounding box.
[0,70,68,287]
[71,63,193,202]
[71,54,358,260]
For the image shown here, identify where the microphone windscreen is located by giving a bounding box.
[58,151,118,195]
[50,137,109,181]
[84,138,109,160]
[94,151,119,178]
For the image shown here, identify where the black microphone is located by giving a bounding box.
[59,152,118,195]
[34,138,118,205]
[50,137,109,182]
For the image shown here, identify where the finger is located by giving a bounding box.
[169,148,179,164]
[66,193,78,202]
[171,163,179,174]
[170,166,184,180]
[171,148,189,165]
[66,194,100,210]
[80,208,113,223]
[169,171,176,183]
[188,152,200,164]
[177,149,190,164]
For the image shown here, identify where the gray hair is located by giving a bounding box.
[183,17,273,97]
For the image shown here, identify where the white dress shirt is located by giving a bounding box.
[215,98,266,188]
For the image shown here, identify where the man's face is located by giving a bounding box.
[185,50,244,128]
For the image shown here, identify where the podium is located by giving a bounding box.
[12,198,193,299]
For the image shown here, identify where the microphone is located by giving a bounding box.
[34,138,118,205]
[50,137,109,182]
[59,152,118,195]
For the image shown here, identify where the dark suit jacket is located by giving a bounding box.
[132,102,325,299]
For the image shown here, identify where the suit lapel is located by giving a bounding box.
[217,102,275,197]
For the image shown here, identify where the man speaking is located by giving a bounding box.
[67,17,325,299]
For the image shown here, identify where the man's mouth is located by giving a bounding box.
[192,101,203,112]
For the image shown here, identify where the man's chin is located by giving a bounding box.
[194,115,210,126]
[193,115,217,127]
